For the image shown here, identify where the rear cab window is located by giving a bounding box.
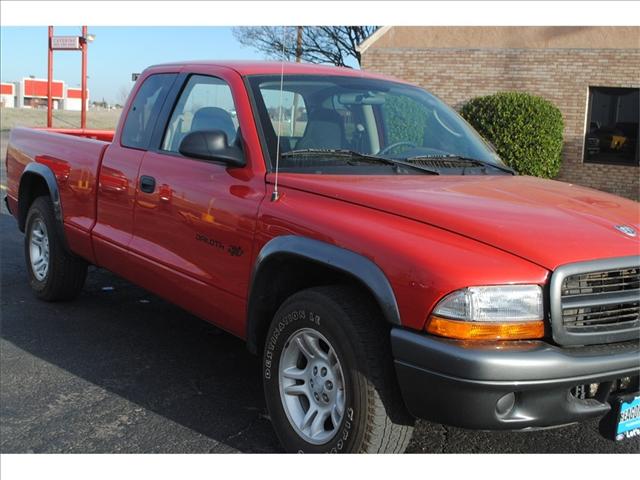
[121,73,177,150]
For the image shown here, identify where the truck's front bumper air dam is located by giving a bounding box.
[390,328,640,430]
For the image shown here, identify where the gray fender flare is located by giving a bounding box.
[246,235,401,353]
[18,163,68,250]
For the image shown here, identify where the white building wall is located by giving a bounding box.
[63,97,89,111]
[14,81,24,108]
[0,94,15,108]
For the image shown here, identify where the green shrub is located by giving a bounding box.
[460,92,564,178]
[384,95,428,146]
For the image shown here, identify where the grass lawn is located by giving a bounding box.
[0,107,122,131]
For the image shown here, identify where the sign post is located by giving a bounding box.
[47,26,93,129]
[47,26,53,128]
[81,26,88,129]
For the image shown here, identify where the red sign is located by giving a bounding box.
[0,83,14,95]
[67,88,88,99]
[51,36,80,50]
[24,79,64,99]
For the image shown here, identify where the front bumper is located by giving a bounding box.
[391,328,640,430]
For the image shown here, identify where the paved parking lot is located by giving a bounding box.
[1,213,638,453]
[0,130,637,453]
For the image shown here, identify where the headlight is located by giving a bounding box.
[427,285,544,340]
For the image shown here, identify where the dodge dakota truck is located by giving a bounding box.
[5,61,640,453]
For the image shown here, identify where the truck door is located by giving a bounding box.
[127,70,266,337]
[93,72,178,273]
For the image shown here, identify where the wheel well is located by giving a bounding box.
[247,254,385,355]
[18,173,50,232]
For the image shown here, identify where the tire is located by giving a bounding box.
[24,196,87,301]
[263,285,414,453]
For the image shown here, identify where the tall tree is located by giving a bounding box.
[233,26,378,67]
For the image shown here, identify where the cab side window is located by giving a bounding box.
[162,75,239,153]
[121,73,177,149]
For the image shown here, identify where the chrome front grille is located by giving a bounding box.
[550,257,640,346]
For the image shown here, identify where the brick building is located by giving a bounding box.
[359,27,639,200]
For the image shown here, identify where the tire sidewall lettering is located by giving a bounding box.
[263,304,358,453]
[264,309,306,381]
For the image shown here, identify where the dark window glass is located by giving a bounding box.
[121,73,177,150]
[585,87,639,166]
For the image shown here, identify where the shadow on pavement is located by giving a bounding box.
[1,214,638,453]
[1,216,281,452]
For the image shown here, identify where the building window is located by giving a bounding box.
[584,87,639,166]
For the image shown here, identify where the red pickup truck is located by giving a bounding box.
[5,61,640,453]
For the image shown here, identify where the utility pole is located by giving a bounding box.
[291,26,303,136]
[296,26,303,62]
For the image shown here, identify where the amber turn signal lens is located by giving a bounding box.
[426,316,544,340]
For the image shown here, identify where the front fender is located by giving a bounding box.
[246,235,401,353]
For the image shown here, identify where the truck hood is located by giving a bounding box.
[274,174,640,270]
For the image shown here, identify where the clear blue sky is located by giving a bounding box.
[0,27,266,103]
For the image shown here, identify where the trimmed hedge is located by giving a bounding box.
[460,92,564,178]
[385,95,429,146]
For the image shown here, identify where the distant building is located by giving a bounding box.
[359,26,639,200]
[1,77,89,111]
[17,77,65,109]
[64,87,90,111]
[0,83,15,108]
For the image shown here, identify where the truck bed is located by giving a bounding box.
[5,127,114,258]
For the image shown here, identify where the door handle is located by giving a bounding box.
[139,175,156,193]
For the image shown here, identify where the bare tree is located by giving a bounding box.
[116,85,131,107]
[233,26,378,67]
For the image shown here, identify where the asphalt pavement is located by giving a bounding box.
[1,214,638,453]
[0,127,638,453]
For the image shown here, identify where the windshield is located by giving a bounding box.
[247,74,507,175]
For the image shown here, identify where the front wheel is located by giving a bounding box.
[263,286,414,453]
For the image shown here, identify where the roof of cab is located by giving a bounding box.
[145,60,408,83]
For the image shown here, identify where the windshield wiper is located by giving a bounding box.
[280,149,440,175]
[406,154,516,175]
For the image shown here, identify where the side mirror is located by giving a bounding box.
[179,130,245,167]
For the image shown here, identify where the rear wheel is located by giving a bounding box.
[24,196,87,301]
[263,286,414,453]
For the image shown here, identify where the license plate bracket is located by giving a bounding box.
[600,392,640,441]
